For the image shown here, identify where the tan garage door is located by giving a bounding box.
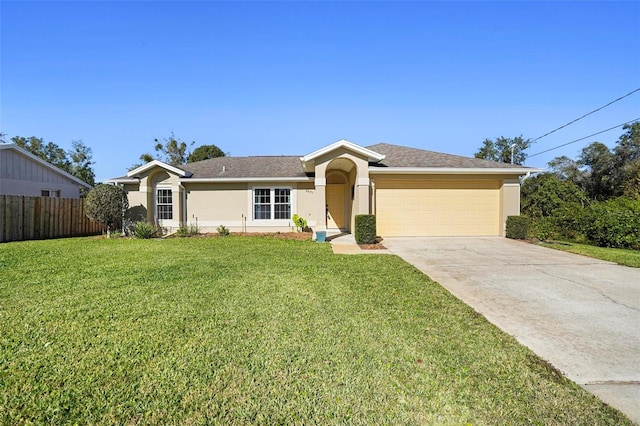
[375,179,501,236]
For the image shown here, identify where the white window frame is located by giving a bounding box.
[156,188,173,220]
[41,189,61,197]
[250,186,294,222]
[253,188,272,220]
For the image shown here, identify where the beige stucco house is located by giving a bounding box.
[0,144,92,198]
[107,140,540,237]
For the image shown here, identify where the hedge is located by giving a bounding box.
[580,197,640,249]
[354,214,376,245]
[505,216,529,240]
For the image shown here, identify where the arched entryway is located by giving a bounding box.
[325,158,357,232]
[326,172,348,230]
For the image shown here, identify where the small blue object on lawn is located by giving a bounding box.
[316,231,326,243]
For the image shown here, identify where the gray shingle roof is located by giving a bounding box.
[367,143,529,169]
[182,156,308,179]
[109,143,533,182]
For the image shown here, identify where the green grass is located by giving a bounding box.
[541,240,640,268]
[0,236,631,425]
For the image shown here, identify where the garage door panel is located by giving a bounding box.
[376,179,500,236]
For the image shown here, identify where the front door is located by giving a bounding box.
[326,184,346,229]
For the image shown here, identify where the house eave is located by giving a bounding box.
[180,177,314,183]
[105,178,139,184]
[369,167,543,175]
[127,160,192,178]
[301,139,386,164]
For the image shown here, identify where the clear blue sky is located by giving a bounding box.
[2,1,639,182]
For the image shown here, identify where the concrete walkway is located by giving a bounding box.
[327,232,391,255]
[382,237,640,424]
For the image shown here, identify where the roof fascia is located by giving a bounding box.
[181,177,314,183]
[1,144,92,189]
[127,160,191,178]
[105,178,140,184]
[369,167,543,175]
[301,139,385,163]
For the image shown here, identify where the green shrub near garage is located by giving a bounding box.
[505,216,529,240]
[355,214,376,244]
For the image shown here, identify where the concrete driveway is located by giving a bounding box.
[383,237,640,424]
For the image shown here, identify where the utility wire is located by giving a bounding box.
[527,118,640,158]
[530,87,640,143]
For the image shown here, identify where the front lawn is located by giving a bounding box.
[0,236,631,424]
[540,241,640,268]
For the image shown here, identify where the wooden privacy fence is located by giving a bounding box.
[0,195,104,243]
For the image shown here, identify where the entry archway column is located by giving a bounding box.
[355,177,370,215]
[314,177,326,234]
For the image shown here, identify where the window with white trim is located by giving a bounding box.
[157,189,173,220]
[274,188,291,219]
[41,190,60,197]
[253,188,291,220]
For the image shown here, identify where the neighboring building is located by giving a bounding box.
[0,144,92,198]
[107,140,541,237]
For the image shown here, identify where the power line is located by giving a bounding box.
[527,118,640,159]
[530,87,640,143]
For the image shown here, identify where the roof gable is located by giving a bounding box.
[127,160,192,178]
[301,139,385,164]
[0,144,92,189]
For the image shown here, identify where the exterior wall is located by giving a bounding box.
[295,182,316,229]
[184,182,249,229]
[500,178,521,236]
[123,183,145,206]
[0,148,84,198]
[122,183,148,223]
[183,181,315,233]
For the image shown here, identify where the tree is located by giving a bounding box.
[187,144,226,163]
[12,136,72,173]
[69,140,96,188]
[521,172,589,240]
[612,122,640,197]
[10,135,96,186]
[474,136,531,165]
[85,184,129,238]
[138,133,194,167]
[521,173,588,219]
[547,155,582,183]
[578,142,616,200]
[613,122,640,164]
